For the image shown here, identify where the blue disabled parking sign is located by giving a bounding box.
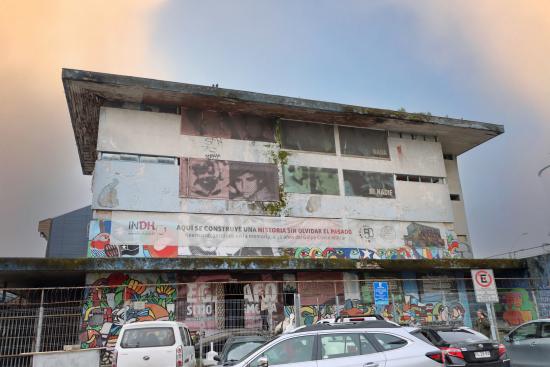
[373,281,389,306]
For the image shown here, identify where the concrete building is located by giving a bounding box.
[57,69,520,353]
[4,69,544,367]
[39,206,91,258]
[64,69,503,262]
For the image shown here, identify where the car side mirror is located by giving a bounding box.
[214,355,221,362]
[258,357,269,367]
[504,336,511,343]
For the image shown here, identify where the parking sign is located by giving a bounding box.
[471,269,499,303]
[373,281,389,305]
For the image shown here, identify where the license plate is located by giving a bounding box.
[474,351,491,358]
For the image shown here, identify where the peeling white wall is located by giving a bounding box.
[98,107,276,163]
[445,158,470,237]
[94,107,455,225]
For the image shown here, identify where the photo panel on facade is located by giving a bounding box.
[283,165,311,194]
[309,167,339,195]
[229,161,279,201]
[343,170,395,198]
[280,120,336,153]
[188,158,230,199]
[181,107,276,142]
[339,127,389,158]
[284,165,339,195]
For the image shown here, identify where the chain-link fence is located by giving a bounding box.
[1,276,547,366]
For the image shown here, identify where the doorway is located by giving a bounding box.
[224,283,244,329]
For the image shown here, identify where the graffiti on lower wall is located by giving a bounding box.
[494,288,537,327]
[80,273,176,363]
[527,254,550,318]
[244,282,278,330]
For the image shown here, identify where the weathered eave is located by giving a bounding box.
[0,257,526,287]
[62,68,504,175]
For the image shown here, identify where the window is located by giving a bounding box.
[541,323,550,338]
[280,120,335,153]
[283,165,339,195]
[371,333,408,351]
[180,107,276,142]
[320,334,361,359]
[450,194,461,201]
[250,335,315,366]
[410,330,433,345]
[511,323,538,341]
[226,341,267,362]
[120,327,175,348]
[395,174,445,184]
[103,100,180,114]
[359,334,378,355]
[99,152,177,165]
[338,127,389,158]
[343,170,395,199]
[394,132,437,142]
[179,327,191,346]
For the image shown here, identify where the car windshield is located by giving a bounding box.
[236,339,272,362]
[436,330,488,344]
[226,341,265,361]
[120,327,175,348]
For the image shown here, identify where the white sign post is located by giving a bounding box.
[471,269,499,341]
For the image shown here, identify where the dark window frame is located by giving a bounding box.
[338,126,390,159]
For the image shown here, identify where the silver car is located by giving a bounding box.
[503,318,550,367]
[229,320,443,367]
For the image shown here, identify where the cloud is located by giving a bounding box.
[395,1,550,256]
[0,0,165,256]
[399,1,550,131]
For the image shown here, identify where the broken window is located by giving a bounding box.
[279,120,336,153]
[180,107,276,142]
[395,174,445,184]
[339,127,389,158]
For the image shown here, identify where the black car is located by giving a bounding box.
[409,326,510,367]
[214,335,269,366]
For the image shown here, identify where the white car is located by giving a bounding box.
[113,321,196,367]
[229,320,444,367]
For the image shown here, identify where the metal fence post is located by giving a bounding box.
[34,289,45,353]
[486,303,499,341]
[294,293,301,327]
[334,282,340,318]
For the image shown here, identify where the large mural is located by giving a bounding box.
[494,288,537,327]
[282,274,471,328]
[527,254,550,318]
[80,273,176,363]
[87,217,470,259]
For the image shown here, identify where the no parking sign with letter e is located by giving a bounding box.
[471,269,499,303]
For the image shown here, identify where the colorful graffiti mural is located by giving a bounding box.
[88,220,179,258]
[88,217,470,260]
[80,273,176,363]
[494,288,537,327]
[284,296,467,327]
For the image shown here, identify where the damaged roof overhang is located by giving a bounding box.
[0,257,528,287]
[62,68,505,175]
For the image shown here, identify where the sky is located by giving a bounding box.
[0,0,548,258]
